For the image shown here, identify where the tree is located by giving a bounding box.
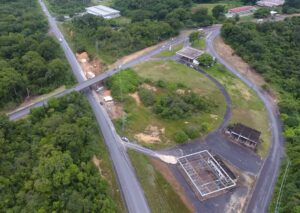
[175,130,189,143]
[212,5,225,20]
[189,31,199,43]
[198,53,214,67]
[254,8,270,19]
[138,88,156,106]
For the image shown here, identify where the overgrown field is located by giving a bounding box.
[206,64,270,157]
[108,61,225,148]
[128,150,191,213]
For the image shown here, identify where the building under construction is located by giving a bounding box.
[178,150,236,200]
[227,123,261,150]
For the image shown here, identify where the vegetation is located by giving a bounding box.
[154,92,213,119]
[212,5,226,20]
[0,92,122,212]
[128,150,190,213]
[111,61,225,148]
[206,64,270,157]
[283,0,300,13]
[45,0,91,15]
[198,53,214,67]
[221,17,300,211]
[0,0,74,109]
[64,15,177,63]
[253,8,270,19]
[61,0,221,64]
[156,44,184,57]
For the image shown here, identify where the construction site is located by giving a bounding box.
[178,150,237,200]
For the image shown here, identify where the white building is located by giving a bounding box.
[85,5,120,19]
[257,0,285,7]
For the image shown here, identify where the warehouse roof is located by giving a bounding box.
[86,5,120,16]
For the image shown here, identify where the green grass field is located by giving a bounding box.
[115,60,226,149]
[156,44,184,57]
[191,1,243,15]
[128,150,191,213]
[206,64,271,157]
[191,38,206,50]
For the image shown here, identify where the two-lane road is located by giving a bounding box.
[206,26,284,213]
[38,1,151,212]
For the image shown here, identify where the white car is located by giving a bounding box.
[121,137,129,142]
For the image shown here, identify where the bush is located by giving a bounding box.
[198,53,214,67]
[138,88,156,106]
[184,125,199,139]
[107,69,140,101]
[175,130,189,143]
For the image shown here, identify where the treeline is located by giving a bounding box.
[70,15,177,62]
[0,0,74,108]
[221,17,300,212]
[0,92,117,212]
[283,0,300,13]
[46,0,91,15]
[64,0,218,63]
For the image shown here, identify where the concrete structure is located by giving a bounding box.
[226,6,257,18]
[227,123,261,149]
[257,0,284,7]
[176,47,204,64]
[86,5,120,19]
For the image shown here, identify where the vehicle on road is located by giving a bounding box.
[121,137,129,142]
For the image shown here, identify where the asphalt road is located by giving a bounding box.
[206,26,284,213]
[37,1,151,212]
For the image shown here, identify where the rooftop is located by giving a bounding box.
[86,5,120,16]
[231,123,261,143]
[228,6,256,13]
[176,47,204,60]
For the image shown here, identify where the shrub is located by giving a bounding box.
[138,88,156,106]
[184,125,199,139]
[175,130,189,143]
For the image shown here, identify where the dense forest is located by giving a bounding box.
[221,17,300,212]
[283,0,300,13]
[46,0,91,15]
[0,92,117,212]
[63,0,216,63]
[0,0,74,108]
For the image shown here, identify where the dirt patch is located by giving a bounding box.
[141,83,157,92]
[92,155,103,177]
[76,51,106,77]
[134,125,162,144]
[214,37,265,87]
[176,89,185,95]
[129,92,141,105]
[151,158,195,213]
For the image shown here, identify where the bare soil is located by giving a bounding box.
[141,83,157,92]
[92,155,103,177]
[129,92,141,105]
[150,158,195,213]
[134,125,162,144]
[76,51,106,76]
[214,37,265,87]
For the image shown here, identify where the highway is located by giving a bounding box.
[206,26,284,213]
[38,1,151,212]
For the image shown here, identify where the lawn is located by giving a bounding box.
[191,0,242,15]
[206,64,271,157]
[115,60,226,149]
[191,38,206,50]
[156,44,184,57]
[128,150,191,213]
